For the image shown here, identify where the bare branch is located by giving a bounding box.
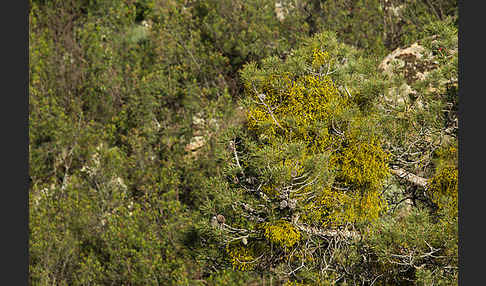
[294,223,360,239]
[230,140,244,176]
[390,167,428,189]
[252,85,285,130]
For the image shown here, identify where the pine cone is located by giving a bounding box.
[216,214,226,224]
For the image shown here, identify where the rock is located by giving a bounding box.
[379,42,435,85]
[274,1,297,22]
[379,42,438,110]
[193,112,205,128]
[111,177,127,191]
[186,113,220,155]
[184,136,205,152]
[141,20,152,29]
[192,112,205,136]
[208,118,219,130]
[386,4,405,17]
[379,39,457,113]
[275,2,286,22]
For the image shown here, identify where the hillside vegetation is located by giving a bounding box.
[29,0,458,285]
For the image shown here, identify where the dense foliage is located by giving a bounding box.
[29,0,458,285]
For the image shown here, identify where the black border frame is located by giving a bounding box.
[5,0,29,285]
[458,1,475,285]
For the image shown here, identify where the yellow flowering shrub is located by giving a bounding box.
[427,144,458,218]
[312,48,331,69]
[226,245,257,271]
[264,221,301,249]
[246,49,348,153]
[428,166,458,218]
[331,137,390,191]
[301,187,387,227]
[241,41,390,230]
